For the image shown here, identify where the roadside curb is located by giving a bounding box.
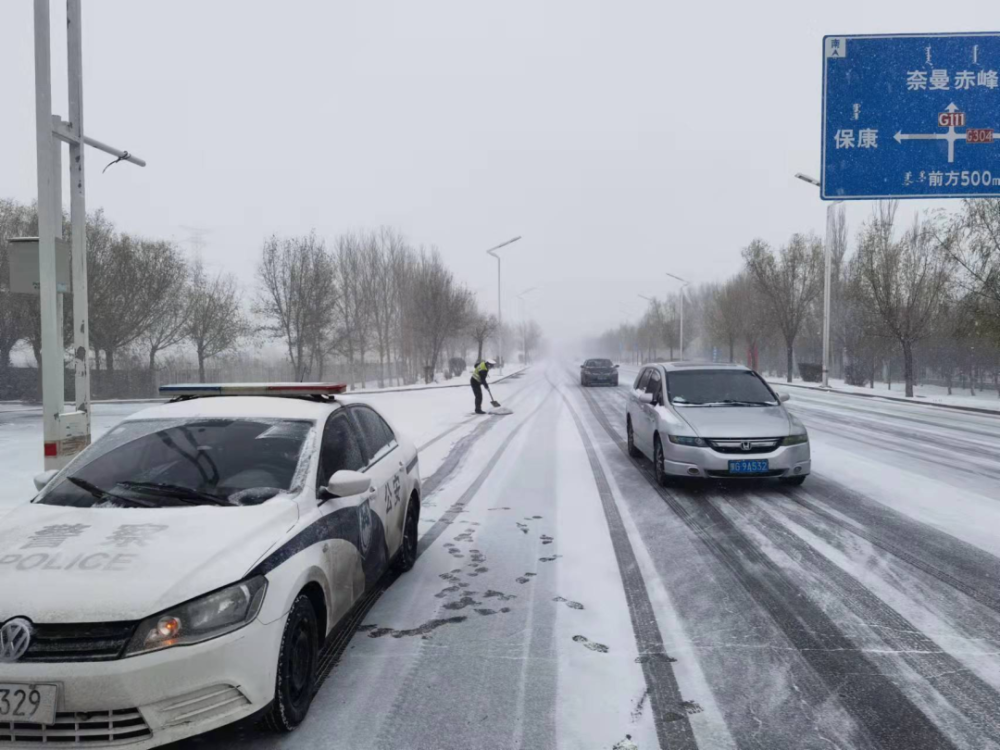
[769,380,1000,418]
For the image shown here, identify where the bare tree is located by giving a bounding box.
[470,311,498,361]
[857,202,951,397]
[332,233,375,388]
[743,233,823,381]
[518,319,543,364]
[87,213,187,372]
[708,279,743,362]
[0,199,33,371]
[255,233,337,381]
[185,263,248,382]
[406,249,475,382]
[141,270,191,374]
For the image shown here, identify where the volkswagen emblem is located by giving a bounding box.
[0,618,32,663]
[741,441,752,452]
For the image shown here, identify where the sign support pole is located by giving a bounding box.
[31,0,145,469]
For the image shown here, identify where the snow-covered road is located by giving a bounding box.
[5,365,1000,749]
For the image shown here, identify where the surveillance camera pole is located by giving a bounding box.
[33,0,146,469]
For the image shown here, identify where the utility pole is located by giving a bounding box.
[517,287,537,365]
[795,173,843,389]
[31,0,146,470]
[665,273,690,359]
[485,236,521,375]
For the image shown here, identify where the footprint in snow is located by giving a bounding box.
[540,534,554,545]
[573,635,609,653]
[484,590,516,601]
[681,700,704,715]
[488,507,511,511]
[553,596,584,610]
[515,572,537,584]
[515,523,529,534]
[539,555,562,563]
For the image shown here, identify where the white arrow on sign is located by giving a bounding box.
[893,103,981,163]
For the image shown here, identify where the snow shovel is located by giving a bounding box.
[485,384,512,415]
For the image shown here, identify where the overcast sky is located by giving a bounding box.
[0,1,986,345]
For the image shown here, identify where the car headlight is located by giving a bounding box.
[668,435,707,447]
[126,576,267,656]
[783,433,809,446]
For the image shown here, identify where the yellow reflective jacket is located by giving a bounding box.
[471,361,489,384]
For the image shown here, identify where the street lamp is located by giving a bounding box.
[485,236,522,374]
[795,173,843,389]
[665,273,690,359]
[517,287,537,365]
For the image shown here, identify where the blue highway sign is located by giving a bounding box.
[822,33,1000,199]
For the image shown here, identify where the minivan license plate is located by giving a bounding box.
[0,683,58,726]
[729,459,769,474]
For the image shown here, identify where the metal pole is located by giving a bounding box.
[497,256,502,374]
[34,0,65,469]
[822,203,835,389]
[67,0,90,440]
[679,291,685,359]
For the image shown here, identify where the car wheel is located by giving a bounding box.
[394,497,419,572]
[263,594,319,732]
[780,475,807,487]
[613,378,619,387]
[627,418,641,458]
[653,436,670,487]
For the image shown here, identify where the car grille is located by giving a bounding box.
[706,438,781,455]
[20,622,137,663]
[0,708,151,745]
[707,469,785,478]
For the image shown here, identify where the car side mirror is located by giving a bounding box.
[637,392,654,405]
[779,392,791,403]
[614,364,620,368]
[33,470,59,491]
[323,470,372,501]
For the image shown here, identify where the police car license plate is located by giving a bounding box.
[729,459,769,474]
[0,684,58,725]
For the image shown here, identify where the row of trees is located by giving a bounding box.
[1,198,544,392]
[589,198,1000,399]
[0,199,247,382]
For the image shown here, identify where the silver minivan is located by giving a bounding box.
[625,363,810,485]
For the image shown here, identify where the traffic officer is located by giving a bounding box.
[470,359,495,414]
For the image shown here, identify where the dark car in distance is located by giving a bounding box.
[581,358,619,387]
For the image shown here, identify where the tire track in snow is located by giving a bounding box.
[551,374,699,750]
[716,494,1000,748]
[782,477,1000,618]
[575,376,958,750]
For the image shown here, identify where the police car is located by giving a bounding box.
[0,384,421,747]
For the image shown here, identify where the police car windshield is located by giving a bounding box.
[37,418,314,508]
[666,370,778,406]
[586,359,613,367]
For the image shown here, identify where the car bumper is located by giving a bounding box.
[0,616,285,748]
[583,374,618,384]
[662,442,811,479]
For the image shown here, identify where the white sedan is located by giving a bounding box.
[0,384,421,747]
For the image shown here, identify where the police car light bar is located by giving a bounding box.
[158,383,349,398]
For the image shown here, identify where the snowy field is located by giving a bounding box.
[5,363,1000,749]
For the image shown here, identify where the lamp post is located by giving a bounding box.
[795,173,843,389]
[517,287,537,365]
[486,236,522,374]
[665,273,690,360]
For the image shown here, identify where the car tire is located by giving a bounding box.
[627,418,641,458]
[780,475,807,487]
[613,379,619,387]
[653,436,670,487]
[394,497,419,573]
[263,594,319,733]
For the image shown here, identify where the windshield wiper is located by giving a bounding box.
[694,399,777,407]
[115,481,231,506]
[66,476,156,507]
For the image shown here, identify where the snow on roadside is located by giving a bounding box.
[769,376,1000,414]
